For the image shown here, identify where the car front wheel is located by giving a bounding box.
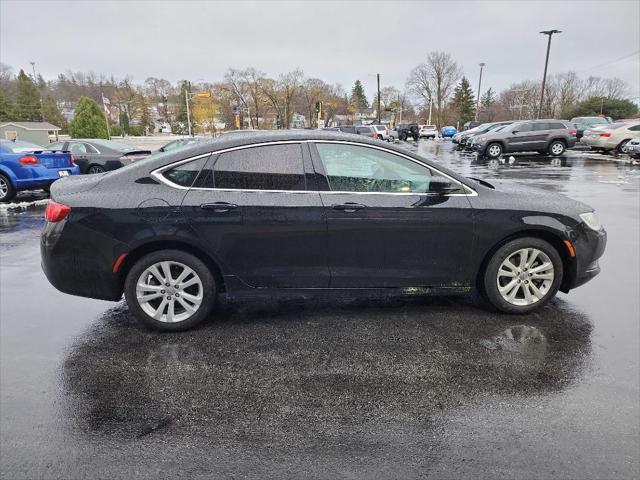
[124,249,216,331]
[486,143,503,158]
[617,139,630,154]
[483,237,563,314]
[548,140,565,156]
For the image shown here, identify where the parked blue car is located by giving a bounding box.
[440,126,457,138]
[0,139,80,202]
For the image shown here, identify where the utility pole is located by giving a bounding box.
[475,63,485,121]
[376,73,381,124]
[428,97,433,125]
[538,29,561,119]
[185,82,192,136]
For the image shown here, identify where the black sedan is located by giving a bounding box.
[41,131,606,331]
[47,139,151,174]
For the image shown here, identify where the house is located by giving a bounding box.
[0,121,62,145]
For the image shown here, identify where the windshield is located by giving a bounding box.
[499,122,525,133]
[88,139,136,152]
[0,140,44,152]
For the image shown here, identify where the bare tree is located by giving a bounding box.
[406,51,462,127]
[262,69,303,129]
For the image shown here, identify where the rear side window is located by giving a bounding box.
[549,122,567,130]
[516,123,534,132]
[340,126,356,134]
[163,155,209,187]
[212,144,305,191]
[356,127,371,134]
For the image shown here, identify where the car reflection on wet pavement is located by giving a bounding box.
[1,143,638,479]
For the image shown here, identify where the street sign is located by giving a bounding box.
[196,92,211,98]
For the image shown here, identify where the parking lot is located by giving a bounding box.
[1,140,638,479]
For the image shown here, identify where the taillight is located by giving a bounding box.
[569,129,577,136]
[69,154,76,165]
[19,155,39,165]
[371,131,376,138]
[599,132,612,138]
[45,200,71,222]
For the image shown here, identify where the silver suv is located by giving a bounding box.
[471,120,577,158]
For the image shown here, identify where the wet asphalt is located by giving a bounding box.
[1,141,638,479]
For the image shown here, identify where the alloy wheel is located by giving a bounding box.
[550,142,564,155]
[488,145,502,157]
[88,166,104,174]
[0,177,7,199]
[496,248,554,306]
[135,261,203,323]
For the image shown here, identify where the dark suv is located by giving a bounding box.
[471,120,577,158]
[336,125,377,139]
[396,123,420,141]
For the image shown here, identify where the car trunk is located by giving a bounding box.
[35,151,73,169]
[121,150,152,161]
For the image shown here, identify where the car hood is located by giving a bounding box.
[475,179,594,217]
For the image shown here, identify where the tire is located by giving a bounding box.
[617,139,630,154]
[548,140,565,156]
[0,173,16,203]
[87,165,105,174]
[486,142,503,158]
[399,133,406,141]
[483,237,563,314]
[389,136,395,142]
[124,249,216,332]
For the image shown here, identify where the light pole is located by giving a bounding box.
[376,73,381,124]
[475,62,485,121]
[538,29,561,119]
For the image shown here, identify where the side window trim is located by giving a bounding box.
[151,140,476,196]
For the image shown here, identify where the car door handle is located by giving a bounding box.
[200,202,238,213]
[331,202,366,212]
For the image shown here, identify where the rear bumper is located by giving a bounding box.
[41,217,126,301]
[14,165,81,189]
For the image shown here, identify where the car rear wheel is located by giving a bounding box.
[483,237,563,314]
[548,140,565,156]
[617,139,630,154]
[87,165,105,174]
[486,143,503,158]
[0,174,16,203]
[124,250,216,331]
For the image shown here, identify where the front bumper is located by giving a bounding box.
[568,226,607,290]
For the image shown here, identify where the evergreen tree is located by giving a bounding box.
[563,96,638,120]
[450,77,475,125]
[119,111,130,134]
[0,89,14,121]
[15,69,42,121]
[69,96,108,139]
[42,94,67,131]
[136,93,154,134]
[479,88,497,122]
[350,80,369,111]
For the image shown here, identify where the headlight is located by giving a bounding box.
[475,136,487,144]
[579,212,603,231]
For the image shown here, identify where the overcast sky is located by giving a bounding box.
[2,0,639,101]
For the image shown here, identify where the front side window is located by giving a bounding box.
[533,122,550,131]
[316,143,434,194]
[213,144,305,191]
[163,155,209,187]
[515,123,534,132]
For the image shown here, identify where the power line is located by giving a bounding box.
[577,50,640,74]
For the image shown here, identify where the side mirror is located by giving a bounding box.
[512,130,519,134]
[429,177,459,195]
[159,147,165,152]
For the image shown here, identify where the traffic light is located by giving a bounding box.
[315,101,320,113]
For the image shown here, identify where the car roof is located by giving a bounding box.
[128,129,473,187]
